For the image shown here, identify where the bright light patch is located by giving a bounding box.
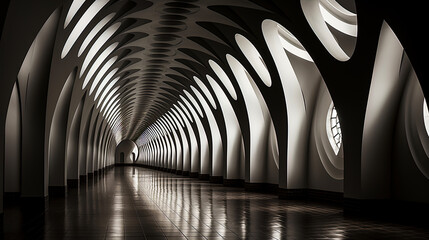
[177,101,193,123]
[160,116,172,132]
[206,74,242,179]
[97,82,119,108]
[277,25,313,62]
[82,43,118,89]
[89,62,118,94]
[80,23,121,77]
[319,0,357,37]
[110,107,126,126]
[300,0,356,61]
[190,85,223,176]
[79,12,116,56]
[104,99,119,119]
[106,99,120,117]
[99,87,119,111]
[107,105,122,125]
[62,0,110,58]
[235,34,272,87]
[170,108,184,127]
[183,90,203,118]
[209,60,238,100]
[326,103,342,155]
[95,76,120,101]
[102,93,120,115]
[111,115,122,130]
[64,0,86,29]
[424,99,429,136]
[164,113,177,131]
[106,103,120,122]
[193,76,216,109]
[172,105,189,126]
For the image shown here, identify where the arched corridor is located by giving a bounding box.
[1,0,429,239]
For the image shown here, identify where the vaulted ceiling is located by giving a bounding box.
[59,0,277,142]
[1,0,429,201]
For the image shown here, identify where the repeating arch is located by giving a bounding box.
[1,0,429,216]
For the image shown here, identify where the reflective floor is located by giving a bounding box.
[3,166,429,239]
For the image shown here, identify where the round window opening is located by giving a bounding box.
[424,98,429,136]
[326,103,342,155]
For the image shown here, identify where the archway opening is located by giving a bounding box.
[115,139,139,163]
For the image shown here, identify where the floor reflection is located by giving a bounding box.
[3,166,429,239]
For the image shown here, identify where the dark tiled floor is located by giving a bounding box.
[2,166,429,239]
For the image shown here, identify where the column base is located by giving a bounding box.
[80,175,87,183]
[198,174,210,180]
[0,212,3,231]
[115,163,135,166]
[245,182,278,194]
[278,188,307,200]
[3,192,20,204]
[278,188,343,203]
[20,196,49,213]
[67,179,79,188]
[210,176,223,184]
[48,186,67,197]
[223,179,244,187]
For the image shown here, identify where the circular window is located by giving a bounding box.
[326,103,342,155]
[424,98,429,136]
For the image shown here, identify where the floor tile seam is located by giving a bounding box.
[130,168,429,238]
[138,189,196,238]
[134,169,242,239]
[139,182,219,227]
[111,170,147,237]
[133,170,219,239]
[145,172,257,232]
[127,171,179,239]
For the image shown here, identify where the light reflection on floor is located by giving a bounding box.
[3,166,429,239]
[122,167,429,239]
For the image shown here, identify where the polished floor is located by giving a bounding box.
[3,166,429,239]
